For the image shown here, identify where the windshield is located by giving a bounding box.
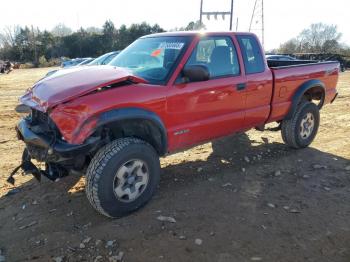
[109,36,190,84]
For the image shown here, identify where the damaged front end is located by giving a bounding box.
[8,107,100,184]
[8,66,148,184]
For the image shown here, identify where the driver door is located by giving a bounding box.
[167,36,246,150]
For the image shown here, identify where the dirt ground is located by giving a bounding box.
[0,68,349,262]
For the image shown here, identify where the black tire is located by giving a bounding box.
[85,138,160,218]
[281,101,320,149]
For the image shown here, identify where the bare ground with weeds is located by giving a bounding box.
[0,68,349,262]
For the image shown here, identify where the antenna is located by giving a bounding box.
[199,0,235,30]
[249,0,265,47]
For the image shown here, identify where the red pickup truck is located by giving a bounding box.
[12,31,339,218]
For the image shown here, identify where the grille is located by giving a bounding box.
[29,109,60,137]
[31,109,49,125]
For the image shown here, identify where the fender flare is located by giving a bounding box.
[284,79,325,120]
[97,107,168,155]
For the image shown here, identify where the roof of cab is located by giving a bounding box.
[142,31,255,38]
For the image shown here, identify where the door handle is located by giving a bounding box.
[236,83,246,91]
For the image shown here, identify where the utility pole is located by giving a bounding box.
[229,0,234,30]
[262,0,264,47]
[199,0,235,31]
[199,0,203,27]
[249,0,265,48]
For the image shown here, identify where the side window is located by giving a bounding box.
[237,35,265,74]
[185,36,240,78]
[102,54,116,65]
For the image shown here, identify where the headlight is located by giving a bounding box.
[15,104,31,114]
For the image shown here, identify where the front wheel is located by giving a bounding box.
[281,101,320,149]
[85,138,160,218]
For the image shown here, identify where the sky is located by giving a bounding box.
[1,0,349,50]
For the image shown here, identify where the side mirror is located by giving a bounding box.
[182,65,210,82]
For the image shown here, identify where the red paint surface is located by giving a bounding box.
[21,66,148,111]
[20,32,339,152]
[268,62,339,122]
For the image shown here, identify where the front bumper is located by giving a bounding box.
[7,118,101,184]
[16,118,99,162]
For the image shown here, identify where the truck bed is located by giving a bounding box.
[267,61,339,122]
[267,59,329,68]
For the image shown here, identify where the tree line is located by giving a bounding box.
[0,21,166,66]
[0,20,205,66]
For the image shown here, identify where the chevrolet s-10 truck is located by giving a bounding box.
[11,31,339,218]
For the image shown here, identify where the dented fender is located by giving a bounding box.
[50,103,99,144]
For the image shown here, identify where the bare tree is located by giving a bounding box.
[278,23,342,54]
[0,25,20,48]
[85,27,102,34]
[297,23,342,53]
[278,38,299,54]
[51,23,72,37]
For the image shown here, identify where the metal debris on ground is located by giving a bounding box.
[82,237,91,244]
[106,240,115,247]
[195,238,203,245]
[19,221,37,230]
[274,170,281,176]
[312,164,327,169]
[109,251,124,262]
[52,256,63,262]
[157,215,176,223]
[94,256,103,262]
[267,203,276,208]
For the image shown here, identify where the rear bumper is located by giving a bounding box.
[16,119,99,162]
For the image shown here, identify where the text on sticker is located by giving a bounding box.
[158,42,184,50]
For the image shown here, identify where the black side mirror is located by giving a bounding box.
[182,65,210,82]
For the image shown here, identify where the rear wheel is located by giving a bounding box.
[85,138,160,218]
[281,101,320,148]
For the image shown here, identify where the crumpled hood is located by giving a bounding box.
[20,65,147,112]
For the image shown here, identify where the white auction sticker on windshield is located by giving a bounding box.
[158,42,184,50]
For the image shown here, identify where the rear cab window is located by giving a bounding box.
[236,35,265,74]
